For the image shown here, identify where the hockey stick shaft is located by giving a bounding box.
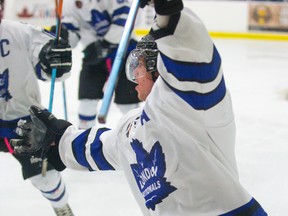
[45,0,64,176]
[48,0,64,112]
[98,0,140,123]
[57,0,68,121]
[55,0,68,120]
[4,137,14,154]
[62,82,68,120]
[54,0,63,42]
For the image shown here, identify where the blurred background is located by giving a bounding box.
[1,1,288,215]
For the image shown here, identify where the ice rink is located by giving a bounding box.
[1,37,288,216]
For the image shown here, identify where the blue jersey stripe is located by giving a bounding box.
[112,18,127,27]
[97,26,110,37]
[112,6,130,18]
[220,198,268,216]
[0,128,18,138]
[0,116,30,138]
[164,76,226,110]
[62,23,80,31]
[161,46,221,83]
[35,63,46,81]
[90,128,115,170]
[111,6,129,27]
[72,128,93,171]
[42,29,55,38]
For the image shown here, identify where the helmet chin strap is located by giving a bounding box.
[151,71,159,82]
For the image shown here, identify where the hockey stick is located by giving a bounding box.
[4,137,14,154]
[55,0,68,121]
[43,0,64,176]
[56,0,68,121]
[62,82,68,120]
[97,0,140,123]
[48,0,63,112]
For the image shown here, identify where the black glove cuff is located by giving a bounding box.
[50,25,69,41]
[139,0,149,8]
[52,119,72,146]
[155,0,184,16]
[47,146,66,171]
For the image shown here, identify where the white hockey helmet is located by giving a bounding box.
[126,34,158,83]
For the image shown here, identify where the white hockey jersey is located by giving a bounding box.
[61,0,148,49]
[0,20,65,139]
[57,9,267,216]
[62,0,132,48]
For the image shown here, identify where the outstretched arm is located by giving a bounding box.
[140,0,183,16]
[11,106,71,171]
[11,106,120,172]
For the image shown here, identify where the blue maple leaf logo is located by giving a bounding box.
[0,69,12,102]
[130,139,177,210]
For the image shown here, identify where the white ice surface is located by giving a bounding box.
[1,38,288,216]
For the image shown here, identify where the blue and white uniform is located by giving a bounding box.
[58,8,267,216]
[0,19,71,210]
[61,0,142,48]
[0,19,68,138]
[61,0,142,129]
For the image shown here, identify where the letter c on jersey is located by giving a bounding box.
[0,39,10,57]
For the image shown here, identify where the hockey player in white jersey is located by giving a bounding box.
[0,1,75,215]
[12,0,267,215]
[51,0,140,129]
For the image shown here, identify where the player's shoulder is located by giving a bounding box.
[1,19,35,31]
[1,19,18,28]
[116,106,143,130]
[121,106,143,122]
[0,19,25,36]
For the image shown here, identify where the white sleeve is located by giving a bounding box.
[58,126,86,170]
[152,9,216,92]
[8,21,68,82]
[21,24,54,69]
[10,20,72,82]
[61,0,81,48]
[58,124,122,171]
[150,9,230,126]
[103,0,131,44]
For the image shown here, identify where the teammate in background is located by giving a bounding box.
[0,1,75,215]
[12,0,267,215]
[51,0,140,129]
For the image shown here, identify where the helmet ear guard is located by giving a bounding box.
[146,59,156,71]
[142,50,157,73]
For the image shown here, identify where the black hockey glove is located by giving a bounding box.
[11,105,71,171]
[39,38,72,78]
[10,118,52,156]
[50,25,69,41]
[139,0,149,8]
[144,0,183,15]
[83,40,117,65]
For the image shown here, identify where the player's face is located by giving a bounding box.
[134,58,155,101]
